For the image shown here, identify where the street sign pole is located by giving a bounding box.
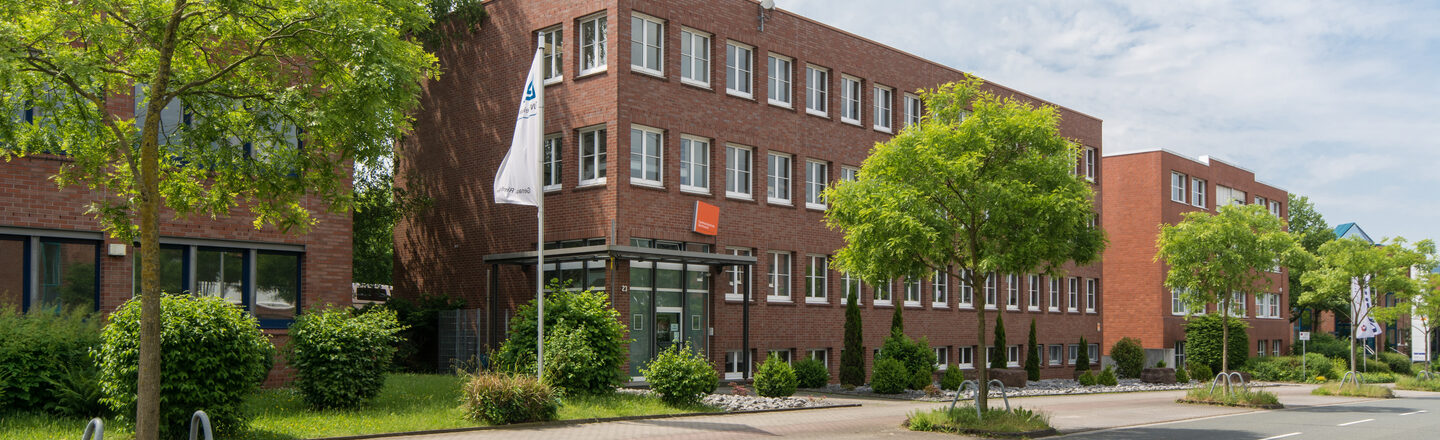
[1299,331,1311,378]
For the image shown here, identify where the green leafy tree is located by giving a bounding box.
[0,1,453,437]
[824,76,1105,413]
[1287,195,1335,330]
[1399,273,1440,374]
[991,315,1008,369]
[1025,319,1041,380]
[841,290,865,386]
[352,161,429,284]
[1156,203,1309,374]
[1306,237,1435,378]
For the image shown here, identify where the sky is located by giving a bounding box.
[781,0,1440,244]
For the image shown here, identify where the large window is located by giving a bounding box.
[1008,345,1021,368]
[904,93,922,127]
[630,126,662,186]
[1086,278,1098,312]
[30,239,100,313]
[809,348,829,368]
[1191,177,1207,208]
[1028,274,1041,311]
[873,280,892,306]
[1217,185,1245,206]
[1172,288,1188,315]
[725,350,747,380]
[840,166,858,182]
[680,28,710,86]
[679,136,709,193]
[805,160,827,209]
[958,346,974,369]
[1083,147,1097,181]
[0,237,24,310]
[841,271,861,305]
[254,251,300,322]
[805,65,828,115]
[873,85,893,132]
[1230,291,1247,316]
[767,54,792,107]
[959,269,974,307]
[133,245,187,296]
[125,242,301,326]
[1049,277,1060,311]
[579,14,608,75]
[904,277,921,307]
[932,270,948,308]
[543,135,562,190]
[726,41,753,97]
[766,152,791,204]
[579,127,607,185]
[725,248,751,301]
[539,26,563,83]
[840,75,862,124]
[1067,277,1079,312]
[1171,172,1188,203]
[726,144,752,198]
[629,13,664,75]
[768,251,791,302]
[1006,273,1020,310]
[805,255,827,303]
[984,273,997,309]
[935,347,949,369]
[1048,345,1062,365]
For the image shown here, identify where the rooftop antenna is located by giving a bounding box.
[758,0,776,31]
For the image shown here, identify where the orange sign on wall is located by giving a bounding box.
[693,201,719,236]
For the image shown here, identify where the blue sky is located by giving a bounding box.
[781,0,1440,244]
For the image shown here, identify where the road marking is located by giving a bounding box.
[1337,419,1374,426]
[1400,410,1427,416]
[1260,432,1302,440]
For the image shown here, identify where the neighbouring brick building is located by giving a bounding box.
[395,0,1105,381]
[1100,149,1291,368]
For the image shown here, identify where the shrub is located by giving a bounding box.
[1077,370,1097,386]
[0,307,102,415]
[288,307,403,409]
[94,296,273,437]
[1304,352,1336,380]
[1075,337,1091,371]
[878,332,937,389]
[1184,314,1249,373]
[461,372,559,424]
[541,325,612,396]
[840,291,866,386]
[1157,360,1167,368]
[1379,352,1413,375]
[794,358,830,388]
[1175,367,1190,383]
[1111,337,1145,379]
[1098,366,1119,386]
[1243,353,1335,383]
[906,406,1052,434]
[924,384,942,397]
[1187,360,1213,383]
[1293,332,1350,360]
[1361,371,1396,383]
[940,366,965,390]
[1025,319,1040,381]
[754,354,798,397]
[991,315,1008,369]
[1184,387,1281,406]
[642,343,717,406]
[44,361,108,418]
[494,284,626,395]
[357,293,465,372]
[871,358,910,394]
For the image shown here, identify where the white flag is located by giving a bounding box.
[493,48,545,206]
[1352,275,1383,339]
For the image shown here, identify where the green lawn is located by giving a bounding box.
[1,374,719,440]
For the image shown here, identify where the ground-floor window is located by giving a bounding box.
[1175,341,1186,368]
[1048,344,1062,365]
[1007,345,1021,367]
[1,235,100,313]
[934,347,949,369]
[809,348,828,368]
[725,350,747,380]
[1258,340,1268,357]
[1088,343,1099,364]
[1068,344,1079,364]
[958,346,974,369]
[135,243,303,327]
[1273,339,1282,357]
[768,349,792,365]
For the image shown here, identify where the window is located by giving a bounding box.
[1028,274,1041,311]
[768,251,791,302]
[1270,293,1281,318]
[579,14,607,75]
[539,26,563,83]
[932,270,948,308]
[809,349,829,368]
[984,273,997,309]
[1272,339,1282,357]
[1088,344,1099,364]
[1049,277,1060,311]
[1086,278,1098,312]
[873,85,892,132]
[840,166,858,182]
[1008,345,1021,368]
[1067,277,1079,311]
[124,242,300,326]
[840,75,861,124]
[1217,185,1245,206]
[1191,178,1207,208]
[132,245,186,297]
[935,347,949,369]
[579,127,607,185]
[958,270,973,307]
[629,13,663,75]
[766,152,791,204]
[1270,200,1282,217]
[725,350,747,380]
[1083,147,1097,181]
[1174,342,1187,369]
[768,349,792,365]
[1230,291,1246,316]
[630,126,662,186]
[805,65,829,115]
[1006,273,1020,310]
[1171,172,1188,203]
[767,54,792,106]
[196,247,246,305]
[1049,345,1062,365]
[726,42,753,97]
[1068,345,1079,364]
[805,255,827,303]
[1172,288,1188,315]
[679,136,709,193]
[12,238,99,313]
[904,93,922,127]
[958,346,974,369]
[1258,340,1268,357]
[904,277,921,307]
[253,251,300,322]
[873,280,892,306]
[543,135,562,190]
[725,144,752,198]
[725,248,752,301]
[1255,195,1266,207]
[680,28,710,86]
[805,160,828,209]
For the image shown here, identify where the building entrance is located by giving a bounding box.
[628,262,708,379]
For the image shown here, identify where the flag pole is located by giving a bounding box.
[535,35,548,380]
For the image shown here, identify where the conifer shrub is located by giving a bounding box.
[940,366,965,391]
[871,358,910,394]
[840,291,866,386]
[1111,337,1145,378]
[1077,370,1097,386]
[1075,337,1091,371]
[1025,319,1041,381]
[1098,366,1119,386]
[991,315,1008,369]
[1175,366,1190,383]
[754,354,798,397]
[794,358,830,388]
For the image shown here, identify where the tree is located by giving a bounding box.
[1287,195,1334,330]
[1305,237,1435,379]
[991,314,1008,369]
[353,159,429,284]
[890,302,904,335]
[1075,336,1091,371]
[825,76,1105,412]
[0,2,453,437]
[1156,203,1308,375]
[1025,319,1041,380]
[1398,273,1440,374]
[840,290,865,386]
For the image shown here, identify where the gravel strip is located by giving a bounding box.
[817,378,1222,401]
[618,388,832,411]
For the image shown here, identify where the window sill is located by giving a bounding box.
[841,118,861,126]
[768,99,793,109]
[904,302,922,308]
[767,297,795,305]
[959,305,974,309]
[959,364,975,370]
[724,295,746,302]
[805,108,828,118]
[543,77,564,86]
[632,66,664,78]
[932,303,948,308]
[805,203,827,211]
[874,126,892,133]
[726,90,754,100]
[1067,309,1078,313]
[726,192,754,201]
[1048,308,1060,312]
[1027,307,1040,312]
[680,78,711,89]
[630,179,665,190]
[874,302,893,307]
[578,178,607,188]
[767,199,793,206]
[1007,306,1020,311]
[577,67,607,78]
[543,185,562,193]
[805,297,828,305]
[680,186,711,196]
[1086,309,1097,314]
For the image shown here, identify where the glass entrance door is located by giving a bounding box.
[627,261,710,379]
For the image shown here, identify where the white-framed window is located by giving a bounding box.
[579,14,608,76]
[543,135,562,191]
[841,271,861,305]
[539,26,563,84]
[1270,200,1282,217]
[768,251,791,302]
[1067,277,1079,312]
[1230,291,1246,316]
[726,41,753,97]
[932,270,948,308]
[629,13,663,76]
[1068,344,1079,364]
[725,247,752,301]
[1175,341,1186,368]
[629,125,662,186]
[1083,147,1097,181]
[1048,345,1061,365]
[768,349,792,365]
[1270,293,1281,318]
[1256,293,1268,318]
[1172,288,1188,315]
[767,54,792,107]
[840,75,862,124]
[1028,274,1041,311]
[679,135,709,193]
[935,347,949,369]
[1088,344,1099,364]
[1048,277,1060,312]
[1008,345,1021,368]
[1217,185,1245,206]
[840,166,858,182]
[579,126,607,186]
[1255,195,1267,207]
[766,152,791,205]
[805,160,828,209]
[1273,339,1282,357]
[985,273,997,309]
[725,144,752,199]
[873,85,893,132]
[1086,278,1098,313]
[805,255,827,303]
[679,28,710,87]
[725,350,747,380]
[904,93,922,127]
[805,64,828,116]
[1171,172,1188,203]
[904,276,921,307]
[873,280,892,306]
[958,269,974,308]
[958,346,974,369]
[809,348,829,368]
[1006,273,1020,310]
[1191,178,1207,208]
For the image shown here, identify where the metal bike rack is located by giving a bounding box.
[1338,370,1365,389]
[1208,371,1248,394]
[190,410,214,440]
[947,379,1012,417]
[81,418,104,440]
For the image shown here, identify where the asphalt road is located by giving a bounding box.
[1059,394,1440,440]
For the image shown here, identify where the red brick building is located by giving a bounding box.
[1100,149,1290,368]
[395,0,1105,381]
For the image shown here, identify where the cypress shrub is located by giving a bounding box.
[940,366,965,391]
[1075,336,1091,371]
[1184,314,1249,373]
[1025,319,1041,380]
[991,315,1008,369]
[1098,366,1119,386]
[891,302,904,335]
[840,291,866,386]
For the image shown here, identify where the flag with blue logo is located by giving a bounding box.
[1352,275,1383,339]
[494,47,545,206]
